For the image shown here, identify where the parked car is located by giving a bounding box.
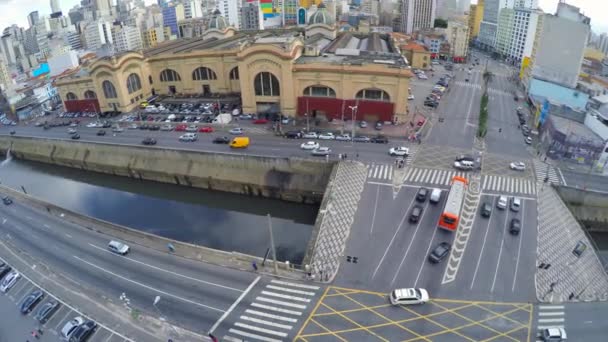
[174,124,187,131]
[0,271,20,292]
[389,288,429,305]
[525,136,532,144]
[389,147,409,157]
[453,160,474,170]
[510,197,521,212]
[20,290,44,314]
[335,134,351,141]
[141,137,156,145]
[61,317,85,340]
[212,136,230,144]
[318,132,335,140]
[160,124,173,131]
[428,242,451,263]
[0,262,11,279]
[69,320,97,342]
[510,162,526,171]
[285,130,302,139]
[300,141,320,150]
[2,196,12,205]
[509,218,521,235]
[371,135,389,144]
[302,131,318,139]
[311,147,331,156]
[96,130,106,136]
[179,133,198,142]
[198,126,214,133]
[497,196,508,210]
[481,202,492,218]
[185,125,198,132]
[374,121,383,130]
[424,100,438,108]
[359,121,368,128]
[67,128,77,134]
[353,135,370,143]
[34,301,60,323]
[409,205,424,223]
[71,133,80,140]
[253,118,269,124]
[112,126,124,133]
[407,94,415,100]
[539,327,567,342]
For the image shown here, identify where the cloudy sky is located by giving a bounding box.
[0,0,606,33]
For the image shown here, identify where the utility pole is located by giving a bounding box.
[267,214,278,274]
[348,104,358,144]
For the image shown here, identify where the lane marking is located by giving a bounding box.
[261,290,311,303]
[470,206,493,290]
[251,303,302,316]
[539,305,564,310]
[391,202,430,285]
[245,309,298,323]
[414,220,439,288]
[256,296,306,310]
[73,255,225,313]
[369,184,380,235]
[228,328,282,342]
[538,312,564,316]
[512,200,525,292]
[234,322,288,337]
[208,276,260,333]
[88,243,243,292]
[240,315,292,330]
[538,325,563,329]
[266,285,315,296]
[557,168,567,186]
[491,203,510,292]
[270,280,319,290]
[538,318,564,323]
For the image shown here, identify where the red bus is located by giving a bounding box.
[437,176,468,231]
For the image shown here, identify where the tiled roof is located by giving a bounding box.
[400,42,428,52]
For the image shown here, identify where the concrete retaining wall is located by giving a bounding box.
[556,186,608,232]
[0,136,333,204]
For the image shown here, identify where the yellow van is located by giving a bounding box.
[230,136,250,148]
[139,101,149,109]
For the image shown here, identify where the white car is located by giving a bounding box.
[540,327,567,342]
[61,316,85,339]
[318,132,335,140]
[0,271,20,293]
[497,196,508,210]
[300,141,320,150]
[389,147,410,157]
[128,124,138,129]
[408,94,415,100]
[509,162,526,171]
[160,125,173,131]
[67,128,77,134]
[229,127,244,135]
[302,132,318,139]
[186,125,198,132]
[112,126,124,133]
[418,74,428,80]
[389,288,429,305]
[454,161,474,170]
[311,147,331,156]
[335,134,351,141]
[179,133,198,142]
[86,122,100,128]
[525,136,532,144]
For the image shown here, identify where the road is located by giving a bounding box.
[0,199,322,341]
[533,302,608,342]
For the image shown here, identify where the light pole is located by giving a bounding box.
[348,105,358,144]
[267,214,278,274]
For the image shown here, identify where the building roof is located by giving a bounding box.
[208,10,228,30]
[400,42,429,53]
[550,114,604,147]
[309,4,335,26]
[529,78,589,111]
[591,93,608,104]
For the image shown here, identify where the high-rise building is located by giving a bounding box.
[50,0,61,13]
[84,20,113,51]
[468,0,484,42]
[0,55,11,91]
[112,24,143,52]
[525,2,590,88]
[27,11,40,28]
[282,0,298,26]
[495,6,541,65]
[217,0,242,28]
[64,31,83,50]
[447,20,469,60]
[478,0,514,50]
[398,0,437,34]
[94,0,115,18]
[162,3,185,37]
[142,27,165,48]
[240,0,264,30]
[183,0,203,19]
[597,33,608,55]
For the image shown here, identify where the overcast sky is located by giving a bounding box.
[0,0,606,34]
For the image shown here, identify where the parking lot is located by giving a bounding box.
[0,259,131,342]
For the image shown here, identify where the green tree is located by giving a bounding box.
[434,18,448,28]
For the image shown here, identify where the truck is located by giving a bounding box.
[213,113,232,124]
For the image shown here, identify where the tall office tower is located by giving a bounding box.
[398,0,437,34]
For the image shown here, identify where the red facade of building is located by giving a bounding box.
[63,99,101,113]
[296,97,395,122]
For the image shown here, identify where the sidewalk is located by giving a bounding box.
[536,184,608,302]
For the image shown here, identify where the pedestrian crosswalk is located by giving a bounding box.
[222,280,321,342]
[482,175,537,195]
[367,164,395,181]
[454,81,482,89]
[535,304,566,341]
[404,168,468,186]
[533,159,563,185]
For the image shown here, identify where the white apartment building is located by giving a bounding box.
[478,0,514,49]
[399,0,437,34]
[64,31,82,50]
[447,20,470,59]
[597,33,608,55]
[112,25,143,52]
[183,0,203,19]
[217,0,241,29]
[495,6,540,64]
[84,20,113,51]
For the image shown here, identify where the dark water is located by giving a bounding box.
[0,157,318,264]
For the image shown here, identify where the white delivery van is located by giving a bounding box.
[429,188,442,204]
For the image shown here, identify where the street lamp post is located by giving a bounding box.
[348,105,358,144]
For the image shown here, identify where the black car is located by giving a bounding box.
[96,130,106,136]
[139,124,149,130]
[213,136,230,144]
[284,131,302,139]
[455,154,475,162]
[371,135,389,144]
[424,100,438,108]
[428,242,451,263]
[141,137,157,145]
[409,205,424,223]
[149,125,160,131]
[0,262,11,279]
[101,122,111,128]
[416,187,429,202]
[509,218,521,235]
[20,290,44,314]
[34,300,60,323]
[69,320,97,342]
[2,196,12,205]
[71,134,80,140]
[481,202,492,218]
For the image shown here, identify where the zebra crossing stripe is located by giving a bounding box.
[234,322,288,337]
[266,285,315,296]
[251,302,303,316]
[256,297,307,309]
[405,168,413,180]
[245,309,298,323]
[270,279,320,290]
[483,175,488,189]
[260,291,311,303]
[414,169,423,182]
[240,316,293,330]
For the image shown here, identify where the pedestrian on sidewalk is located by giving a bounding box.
[252,261,258,271]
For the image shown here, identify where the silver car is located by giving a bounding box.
[0,271,20,293]
[311,147,331,156]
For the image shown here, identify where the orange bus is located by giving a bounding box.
[437,176,468,231]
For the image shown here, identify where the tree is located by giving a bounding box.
[434,18,448,28]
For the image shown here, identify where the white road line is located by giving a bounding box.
[228,328,282,342]
[414,221,439,288]
[54,310,72,330]
[512,200,525,292]
[265,285,315,296]
[538,318,565,323]
[537,325,564,330]
[491,210,509,292]
[222,336,243,342]
[234,322,288,337]
[538,312,564,316]
[74,256,225,313]
[251,303,303,316]
[209,276,260,333]
[260,291,310,303]
[482,176,488,189]
[371,197,417,279]
[240,316,292,330]
[256,297,306,310]
[390,202,429,285]
[470,210,493,289]
[558,168,567,186]
[539,305,565,310]
[104,332,115,342]
[65,234,72,238]
[370,185,380,235]
[88,244,243,292]
[269,280,319,290]
[245,309,298,323]
[43,224,50,229]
